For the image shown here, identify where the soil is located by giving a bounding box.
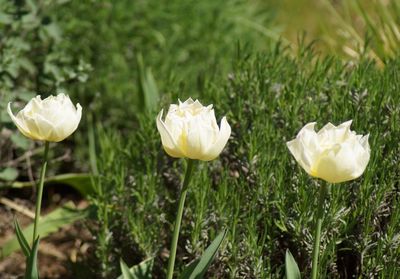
[0,187,94,279]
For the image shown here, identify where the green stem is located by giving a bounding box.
[32,141,50,243]
[166,159,195,279]
[311,182,328,279]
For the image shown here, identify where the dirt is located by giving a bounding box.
[0,188,94,279]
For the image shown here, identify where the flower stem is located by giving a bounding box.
[311,182,328,279]
[32,141,50,244]
[166,159,195,279]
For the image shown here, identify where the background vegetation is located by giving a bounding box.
[1,0,399,278]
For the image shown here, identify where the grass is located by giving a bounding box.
[90,44,400,278]
[58,0,278,127]
[272,0,400,66]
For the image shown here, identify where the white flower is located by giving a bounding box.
[8,93,82,142]
[287,120,370,183]
[156,98,231,161]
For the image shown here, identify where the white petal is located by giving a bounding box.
[288,122,320,174]
[287,138,312,174]
[360,134,370,151]
[7,103,34,139]
[312,143,358,183]
[186,120,203,159]
[35,114,57,141]
[182,98,195,105]
[202,117,231,161]
[156,110,184,158]
[339,120,353,129]
[352,136,370,178]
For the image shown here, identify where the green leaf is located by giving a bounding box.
[285,249,301,279]
[0,167,19,181]
[11,133,30,149]
[120,259,134,279]
[179,229,227,279]
[24,236,40,279]
[117,258,154,279]
[8,173,95,196]
[179,259,199,279]
[137,53,159,112]
[1,202,93,258]
[43,23,62,42]
[143,67,159,110]
[14,219,31,258]
[0,12,13,24]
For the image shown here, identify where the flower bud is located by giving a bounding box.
[287,120,370,183]
[156,98,231,161]
[8,94,82,142]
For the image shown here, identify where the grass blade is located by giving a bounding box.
[120,258,134,279]
[14,218,30,258]
[117,258,154,279]
[179,259,199,279]
[285,249,301,279]
[179,229,227,279]
[137,53,159,113]
[24,236,40,279]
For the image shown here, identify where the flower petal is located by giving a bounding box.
[7,103,36,140]
[313,143,358,183]
[287,122,318,175]
[156,109,185,158]
[202,116,231,161]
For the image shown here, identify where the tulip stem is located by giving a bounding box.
[32,141,50,244]
[166,159,195,279]
[311,182,328,279]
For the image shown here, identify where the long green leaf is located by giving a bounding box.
[1,202,92,258]
[120,258,134,279]
[143,67,159,111]
[24,237,40,279]
[285,249,301,279]
[8,173,94,196]
[14,218,30,258]
[179,259,199,279]
[179,229,227,279]
[117,258,154,279]
[136,53,159,112]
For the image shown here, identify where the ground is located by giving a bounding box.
[0,188,92,279]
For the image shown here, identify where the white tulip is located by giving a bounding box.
[156,98,231,161]
[8,93,82,142]
[287,120,370,183]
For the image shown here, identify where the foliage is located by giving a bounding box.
[91,44,400,278]
[285,250,301,279]
[0,0,90,181]
[272,0,400,66]
[179,229,227,279]
[1,202,92,258]
[57,0,277,126]
[0,0,90,121]
[118,258,154,279]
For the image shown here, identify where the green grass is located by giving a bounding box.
[271,0,400,66]
[91,44,400,278]
[58,0,277,127]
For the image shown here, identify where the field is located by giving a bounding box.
[0,0,399,278]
